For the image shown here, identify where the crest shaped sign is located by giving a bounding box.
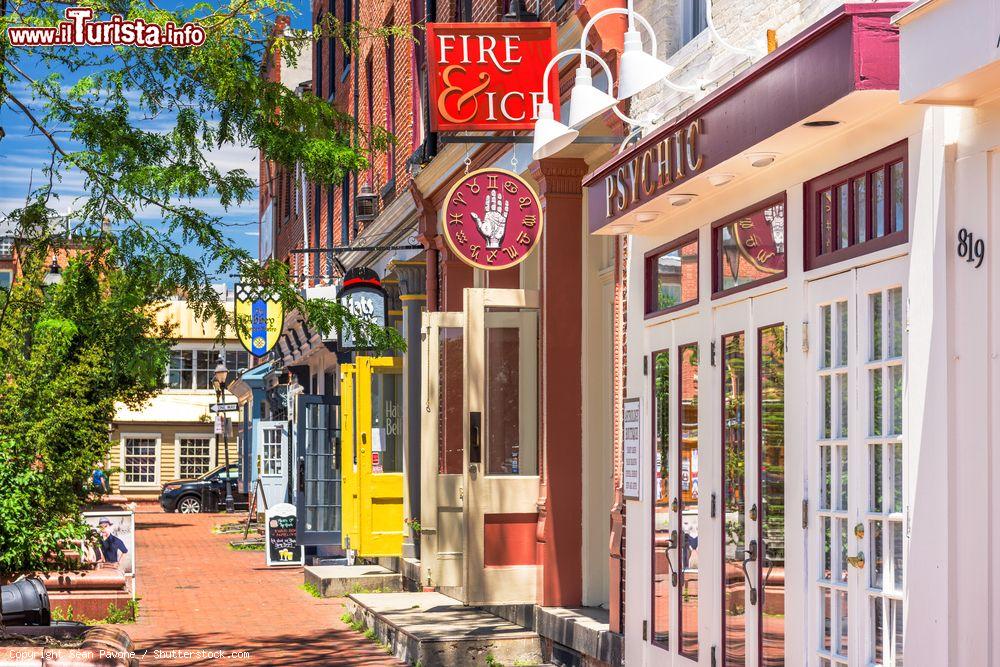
[441,168,543,271]
[234,284,284,358]
[427,22,558,131]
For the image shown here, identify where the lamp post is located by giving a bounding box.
[42,254,61,287]
[213,355,235,513]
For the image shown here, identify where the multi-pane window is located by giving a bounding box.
[817,299,850,667]
[261,427,283,476]
[0,270,12,292]
[806,142,907,270]
[341,0,352,71]
[681,0,708,46]
[645,233,698,316]
[178,436,212,479]
[168,349,250,390]
[315,33,324,98]
[123,437,157,486]
[714,196,786,296]
[866,287,905,666]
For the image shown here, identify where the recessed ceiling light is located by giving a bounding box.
[747,153,776,168]
[708,173,735,187]
[635,212,660,223]
[668,194,696,206]
[803,120,841,127]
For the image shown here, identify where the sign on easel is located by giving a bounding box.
[622,397,642,501]
[265,503,303,566]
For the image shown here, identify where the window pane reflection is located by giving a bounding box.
[649,239,699,313]
[678,343,700,661]
[652,350,671,649]
[722,333,746,667]
[760,325,785,666]
[718,201,786,292]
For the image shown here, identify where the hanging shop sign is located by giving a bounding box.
[622,397,642,501]
[234,284,284,358]
[427,22,558,131]
[337,267,388,351]
[441,168,543,271]
[265,503,303,566]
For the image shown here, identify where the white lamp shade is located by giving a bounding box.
[567,67,619,129]
[532,102,579,161]
[617,29,673,100]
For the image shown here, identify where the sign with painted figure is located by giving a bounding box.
[336,267,388,351]
[265,502,303,566]
[442,168,543,271]
[82,511,136,580]
[427,22,558,131]
[234,284,284,358]
[622,397,642,501]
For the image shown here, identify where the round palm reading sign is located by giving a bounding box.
[441,168,543,271]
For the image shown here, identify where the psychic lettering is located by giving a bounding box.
[604,118,705,218]
[427,23,558,131]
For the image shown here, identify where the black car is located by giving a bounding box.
[159,464,249,514]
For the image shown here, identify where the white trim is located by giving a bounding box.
[119,432,162,490]
[173,432,216,480]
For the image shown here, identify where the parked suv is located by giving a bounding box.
[159,464,248,513]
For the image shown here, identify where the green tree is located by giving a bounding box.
[0,249,174,580]
[0,0,407,350]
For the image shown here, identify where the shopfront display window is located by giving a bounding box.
[678,342,700,661]
[651,349,671,650]
[645,233,699,316]
[805,142,907,270]
[714,196,786,297]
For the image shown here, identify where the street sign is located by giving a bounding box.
[211,402,239,413]
[427,22,558,131]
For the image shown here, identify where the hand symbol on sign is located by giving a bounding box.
[470,190,509,249]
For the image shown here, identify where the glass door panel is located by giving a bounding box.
[678,342,700,662]
[759,324,786,667]
[652,348,673,651]
[723,332,748,667]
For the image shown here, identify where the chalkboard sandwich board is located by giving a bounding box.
[265,503,303,566]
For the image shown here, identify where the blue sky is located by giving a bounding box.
[0,2,315,280]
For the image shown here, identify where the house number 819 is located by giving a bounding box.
[958,228,985,268]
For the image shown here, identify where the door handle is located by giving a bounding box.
[741,539,759,605]
[469,411,482,464]
[665,529,679,587]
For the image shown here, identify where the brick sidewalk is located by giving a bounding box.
[124,506,402,666]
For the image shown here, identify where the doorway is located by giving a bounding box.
[420,288,541,605]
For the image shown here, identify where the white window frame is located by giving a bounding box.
[119,432,161,489]
[174,433,216,480]
[163,343,248,392]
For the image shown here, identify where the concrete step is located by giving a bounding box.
[346,591,543,667]
[303,564,402,597]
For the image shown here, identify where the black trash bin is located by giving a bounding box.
[1,577,51,626]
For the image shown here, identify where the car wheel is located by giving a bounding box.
[178,496,202,514]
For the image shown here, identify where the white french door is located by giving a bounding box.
[715,292,787,667]
[807,257,907,667]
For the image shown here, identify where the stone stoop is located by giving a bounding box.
[43,567,135,621]
[303,564,403,597]
[346,592,544,667]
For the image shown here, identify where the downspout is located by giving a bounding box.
[299,161,308,287]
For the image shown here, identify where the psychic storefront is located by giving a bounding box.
[582,4,950,665]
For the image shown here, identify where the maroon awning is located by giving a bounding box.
[583,3,908,233]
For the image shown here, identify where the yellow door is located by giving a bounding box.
[341,356,405,557]
[340,363,360,552]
